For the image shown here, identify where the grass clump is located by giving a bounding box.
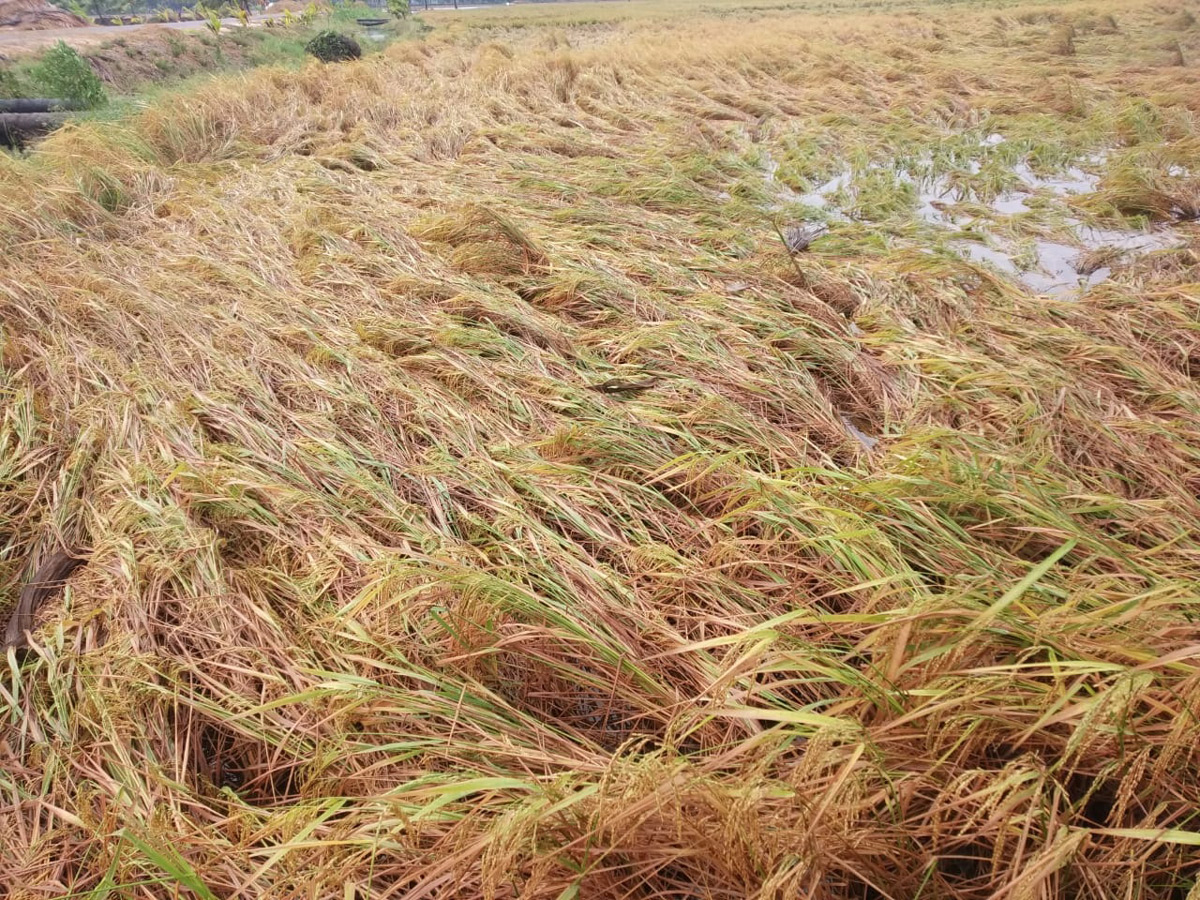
[1050,23,1077,54]
[304,30,363,62]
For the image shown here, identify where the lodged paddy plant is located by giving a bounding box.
[2,0,1200,896]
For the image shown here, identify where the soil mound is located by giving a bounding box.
[0,0,89,30]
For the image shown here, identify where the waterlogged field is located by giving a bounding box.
[2,0,1200,896]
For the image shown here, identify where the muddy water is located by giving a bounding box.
[756,145,1184,297]
[951,152,1184,294]
[840,415,879,450]
[991,195,1030,215]
[1013,163,1098,196]
[955,227,1180,296]
[1076,224,1177,254]
[954,241,1019,275]
[794,172,852,210]
[1019,241,1103,294]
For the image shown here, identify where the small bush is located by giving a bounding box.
[29,42,106,109]
[305,30,362,63]
[0,67,32,100]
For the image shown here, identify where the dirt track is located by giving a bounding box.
[0,15,275,55]
[0,4,494,55]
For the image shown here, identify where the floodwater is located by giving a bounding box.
[1019,241,1104,294]
[953,241,1018,275]
[1076,224,1176,253]
[1013,163,1098,196]
[841,415,880,451]
[914,174,957,226]
[794,172,852,209]
[755,142,1183,298]
[991,194,1030,215]
[953,224,1180,296]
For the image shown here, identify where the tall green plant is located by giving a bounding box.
[29,42,106,109]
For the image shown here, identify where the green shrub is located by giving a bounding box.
[304,30,362,62]
[387,0,410,19]
[29,42,106,109]
[0,67,32,100]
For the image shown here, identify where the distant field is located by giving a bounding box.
[2,0,1200,897]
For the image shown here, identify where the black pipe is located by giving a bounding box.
[0,99,84,113]
[0,112,70,147]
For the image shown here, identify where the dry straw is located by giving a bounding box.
[1,0,1199,897]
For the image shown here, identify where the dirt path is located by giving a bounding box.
[0,3,500,55]
[0,15,276,55]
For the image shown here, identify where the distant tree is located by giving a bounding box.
[45,0,92,18]
[47,0,125,20]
